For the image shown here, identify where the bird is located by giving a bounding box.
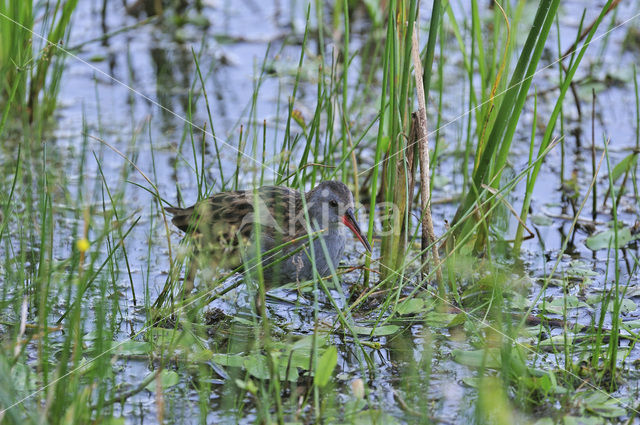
[165,180,372,290]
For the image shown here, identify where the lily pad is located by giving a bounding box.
[585,226,635,250]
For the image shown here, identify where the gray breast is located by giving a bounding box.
[244,227,346,286]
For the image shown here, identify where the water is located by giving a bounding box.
[2,1,640,423]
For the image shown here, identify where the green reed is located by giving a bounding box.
[2,0,639,424]
[0,0,78,129]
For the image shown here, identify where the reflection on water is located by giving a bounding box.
[1,0,639,423]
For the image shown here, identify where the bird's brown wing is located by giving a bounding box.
[166,191,255,263]
[166,186,306,269]
[240,186,307,247]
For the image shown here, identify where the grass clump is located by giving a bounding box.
[0,0,78,131]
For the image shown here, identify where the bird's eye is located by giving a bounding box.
[329,199,338,208]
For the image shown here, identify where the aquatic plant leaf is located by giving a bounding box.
[211,353,245,368]
[213,353,299,381]
[11,362,37,394]
[609,152,637,182]
[145,370,179,391]
[586,295,638,314]
[530,214,553,226]
[396,298,424,315]
[542,296,589,314]
[290,334,328,351]
[352,325,401,336]
[566,260,599,278]
[461,377,481,388]
[314,345,337,388]
[114,341,152,356]
[189,349,214,362]
[424,312,459,327]
[539,334,574,348]
[581,391,627,418]
[605,298,637,314]
[622,319,640,328]
[623,286,640,297]
[151,328,200,350]
[448,313,466,327]
[585,226,635,250]
[452,348,501,369]
[507,292,531,309]
[244,356,270,380]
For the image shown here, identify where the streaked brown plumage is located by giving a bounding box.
[166,181,371,289]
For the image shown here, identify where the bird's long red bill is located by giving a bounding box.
[342,208,372,252]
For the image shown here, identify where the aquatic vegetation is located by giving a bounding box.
[0,0,639,424]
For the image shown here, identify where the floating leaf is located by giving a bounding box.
[213,353,299,381]
[151,328,200,350]
[606,298,637,314]
[314,346,337,388]
[189,349,214,362]
[396,298,424,315]
[585,226,635,250]
[531,214,553,226]
[622,319,640,329]
[452,349,501,369]
[508,292,531,310]
[424,312,459,328]
[244,356,270,380]
[352,325,400,337]
[461,376,480,388]
[211,353,245,368]
[539,334,574,348]
[115,341,152,356]
[582,391,627,418]
[542,296,589,314]
[145,370,179,391]
[586,296,638,314]
[566,260,598,278]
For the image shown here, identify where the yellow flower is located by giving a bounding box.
[76,238,90,253]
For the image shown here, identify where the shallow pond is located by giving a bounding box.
[1,1,640,424]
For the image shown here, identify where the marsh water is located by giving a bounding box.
[3,1,640,423]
